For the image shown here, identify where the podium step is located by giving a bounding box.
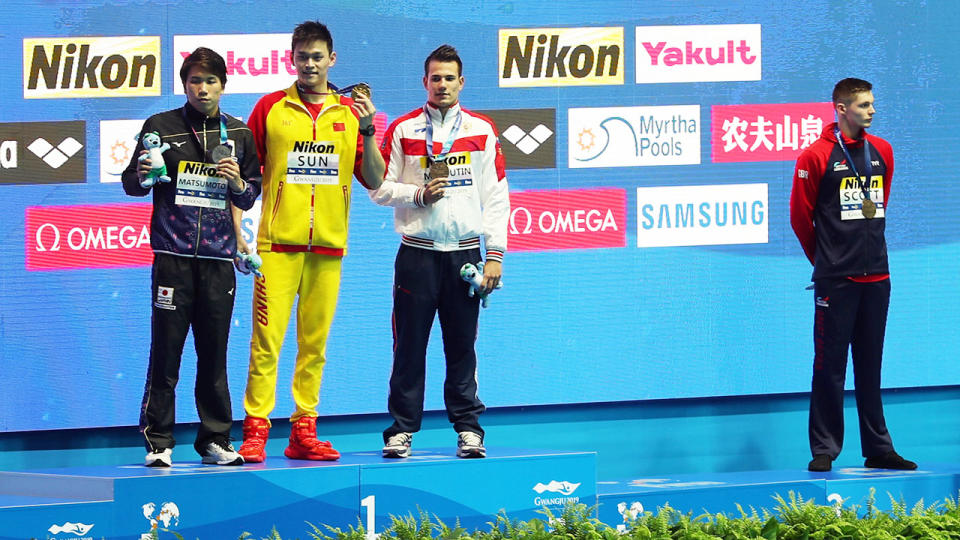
[0,448,596,540]
[597,463,960,529]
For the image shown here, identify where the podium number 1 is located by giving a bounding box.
[361,495,379,540]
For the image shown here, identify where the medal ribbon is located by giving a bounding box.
[182,106,229,153]
[423,103,462,163]
[835,128,873,201]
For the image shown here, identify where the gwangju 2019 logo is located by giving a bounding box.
[532,480,581,506]
[568,105,700,168]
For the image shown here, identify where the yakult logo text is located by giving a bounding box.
[508,188,626,252]
[173,34,296,94]
[24,36,160,98]
[635,24,761,83]
[499,27,624,87]
[26,204,154,270]
[712,102,834,163]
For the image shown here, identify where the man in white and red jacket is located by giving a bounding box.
[790,77,916,473]
[371,44,509,460]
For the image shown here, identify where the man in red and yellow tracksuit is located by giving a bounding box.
[238,20,384,462]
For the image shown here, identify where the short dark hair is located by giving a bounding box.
[180,47,227,86]
[424,44,462,77]
[292,20,333,55]
[832,78,872,105]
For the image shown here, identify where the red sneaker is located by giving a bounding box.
[238,416,270,463]
[284,416,340,461]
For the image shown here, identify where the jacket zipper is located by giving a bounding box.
[194,115,209,256]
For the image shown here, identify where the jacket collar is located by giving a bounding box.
[424,101,461,126]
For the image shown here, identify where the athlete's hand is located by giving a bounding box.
[422,177,447,205]
[217,157,245,193]
[480,260,502,296]
[136,150,152,179]
[351,93,377,128]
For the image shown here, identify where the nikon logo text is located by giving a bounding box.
[499,27,624,87]
[24,36,161,98]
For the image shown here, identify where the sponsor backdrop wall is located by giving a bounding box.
[1,1,957,432]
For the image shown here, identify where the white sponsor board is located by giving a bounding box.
[636,183,768,247]
[100,119,144,182]
[568,105,700,168]
[173,34,295,94]
[635,24,761,83]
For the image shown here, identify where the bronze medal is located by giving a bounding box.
[350,82,371,100]
[429,160,449,179]
[862,199,877,219]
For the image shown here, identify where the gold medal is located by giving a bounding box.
[862,199,877,219]
[350,82,371,100]
[429,160,449,179]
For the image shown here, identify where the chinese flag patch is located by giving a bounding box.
[334,122,345,132]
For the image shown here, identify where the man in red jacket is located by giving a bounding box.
[790,78,916,472]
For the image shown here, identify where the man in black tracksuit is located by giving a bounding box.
[122,47,261,467]
[790,78,916,472]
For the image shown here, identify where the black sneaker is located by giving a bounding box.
[864,451,917,470]
[201,437,244,466]
[456,431,486,458]
[808,454,832,472]
[145,448,172,467]
[383,432,412,458]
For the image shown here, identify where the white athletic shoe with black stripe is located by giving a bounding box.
[456,431,485,458]
[201,438,244,466]
[383,432,413,458]
[145,448,172,467]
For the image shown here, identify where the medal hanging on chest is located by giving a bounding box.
[835,128,876,220]
[428,160,449,179]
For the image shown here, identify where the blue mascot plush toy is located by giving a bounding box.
[236,251,263,278]
[138,131,172,188]
[460,262,503,309]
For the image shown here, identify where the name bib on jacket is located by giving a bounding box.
[839,175,885,220]
[420,152,474,188]
[175,161,228,209]
[287,140,340,185]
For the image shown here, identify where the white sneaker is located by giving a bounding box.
[456,431,485,458]
[382,432,412,458]
[201,439,244,466]
[145,448,172,467]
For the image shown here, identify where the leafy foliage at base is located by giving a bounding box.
[240,489,960,540]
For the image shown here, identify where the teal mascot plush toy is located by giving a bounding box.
[138,131,172,188]
[460,262,503,308]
